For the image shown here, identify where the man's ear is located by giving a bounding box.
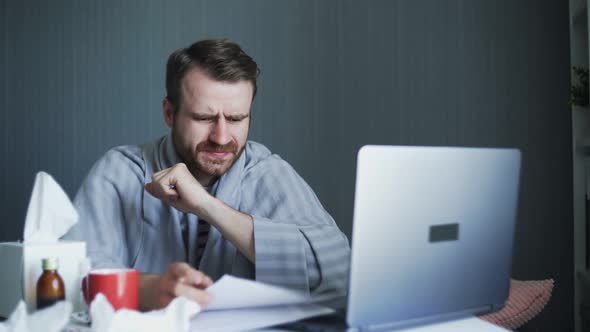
[162,98,175,129]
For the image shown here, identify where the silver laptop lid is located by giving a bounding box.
[346,145,521,330]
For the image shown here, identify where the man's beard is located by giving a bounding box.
[172,131,245,180]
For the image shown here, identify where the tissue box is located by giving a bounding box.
[0,241,86,316]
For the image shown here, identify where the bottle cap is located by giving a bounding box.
[42,257,58,270]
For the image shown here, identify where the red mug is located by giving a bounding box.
[82,268,139,311]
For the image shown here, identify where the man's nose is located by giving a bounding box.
[209,118,231,146]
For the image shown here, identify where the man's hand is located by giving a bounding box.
[144,163,210,215]
[140,262,214,310]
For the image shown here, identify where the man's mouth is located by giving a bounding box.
[204,151,231,159]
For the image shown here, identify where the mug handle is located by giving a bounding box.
[81,275,90,305]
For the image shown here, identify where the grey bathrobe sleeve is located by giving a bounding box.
[240,147,350,295]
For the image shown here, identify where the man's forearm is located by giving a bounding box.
[197,195,255,263]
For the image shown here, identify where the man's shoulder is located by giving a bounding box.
[244,141,271,159]
[88,143,148,180]
[243,141,293,175]
[99,144,143,167]
[96,135,163,169]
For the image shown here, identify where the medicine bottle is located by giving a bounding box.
[36,257,65,310]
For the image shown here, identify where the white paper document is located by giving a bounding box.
[191,303,334,332]
[190,275,335,331]
[205,275,322,310]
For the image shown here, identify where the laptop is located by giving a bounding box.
[283,145,521,331]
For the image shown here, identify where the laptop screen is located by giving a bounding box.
[346,145,521,330]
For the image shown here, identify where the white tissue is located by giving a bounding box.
[23,172,78,243]
[89,294,201,332]
[0,301,71,332]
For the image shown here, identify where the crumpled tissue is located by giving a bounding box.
[90,294,201,332]
[0,294,201,332]
[23,171,79,243]
[0,300,71,332]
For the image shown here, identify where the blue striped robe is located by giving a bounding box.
[62,135,350,295]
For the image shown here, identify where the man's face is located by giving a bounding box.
[164,68,253,186]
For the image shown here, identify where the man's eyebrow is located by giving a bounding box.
[226,113,250,120]
[190,112,216,118]
[186,107,216,117]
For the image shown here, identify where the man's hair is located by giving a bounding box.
[165,38,260,111]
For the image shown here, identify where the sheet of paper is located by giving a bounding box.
[194,275,336,331]
[206,275,316,311]
[190,303,334,332]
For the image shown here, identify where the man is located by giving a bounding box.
[63,39,350,310]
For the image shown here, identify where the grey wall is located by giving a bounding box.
[1,1,571,330]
